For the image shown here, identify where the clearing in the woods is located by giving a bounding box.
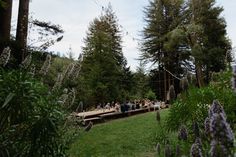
[69,109,177,157]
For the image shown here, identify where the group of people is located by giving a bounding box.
[96,99,164,113]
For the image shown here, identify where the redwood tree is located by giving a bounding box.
[16,0,30,61]
[0,0,12,51]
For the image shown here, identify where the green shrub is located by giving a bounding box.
[0,68,67,157]
[145,89,156,100]
[166,84,236,132]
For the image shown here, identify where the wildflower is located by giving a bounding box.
[190,142,203,157]
[61,62,81,84]
[178,125,188,141]
[39,54,51,76]
[61,62,74,82]
[207,100,235,156]
[0,47,11,67]
[52,73,64,92]
[64,62,75,79]
[64,88,76,107]
[69,88,76,106]
[195,137,202,150]
[69,62,81,81]
[20,53,32,69]
[156,143,161,155]
[204,117,210,137]
[209,140,228,157]
[210,113,234,147]
[29,64,36,76]
[208,100,226,118]
[58,88,68,105]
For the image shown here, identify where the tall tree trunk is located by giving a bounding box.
[16,0,30,61]
[0,0,12,50]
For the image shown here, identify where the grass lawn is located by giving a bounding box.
[69,109,175,157]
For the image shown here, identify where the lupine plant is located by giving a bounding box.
[157,100,235,156]
[190,137,203,157]
[20,53,32,69]
[0,47,80,156]
[178,125,188,141]
[0,47,11,67]
[206,100,234,156]
[39,54,51,76]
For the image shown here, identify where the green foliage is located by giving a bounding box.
[0,68,67,157]
[141,0,187,100]
[141,0,231,88]
[130,62,150,99]
[78,5,133,107]
[166,70,236,131]
[145,89,156,100]
[0,0,7,9]
[46,56,72,87]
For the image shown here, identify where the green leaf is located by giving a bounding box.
[0,0,7,8]
[2,93,15,108]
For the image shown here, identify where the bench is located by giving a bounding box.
[99,108,150,120]
[99,112,127,120]
[83,117,102,125]
[127,108,149,115]
[75,110,115,119]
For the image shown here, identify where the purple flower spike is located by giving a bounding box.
[210,113,234,147]
[178,125,188,141]
[210,140,229,157]
[204,117,210,137]
[190,143,203,157]
[209,100,226,118]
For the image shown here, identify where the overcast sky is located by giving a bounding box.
[12,0,236,71]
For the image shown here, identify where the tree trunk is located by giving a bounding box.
[16,0,30,61]
[0,0,12,49]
